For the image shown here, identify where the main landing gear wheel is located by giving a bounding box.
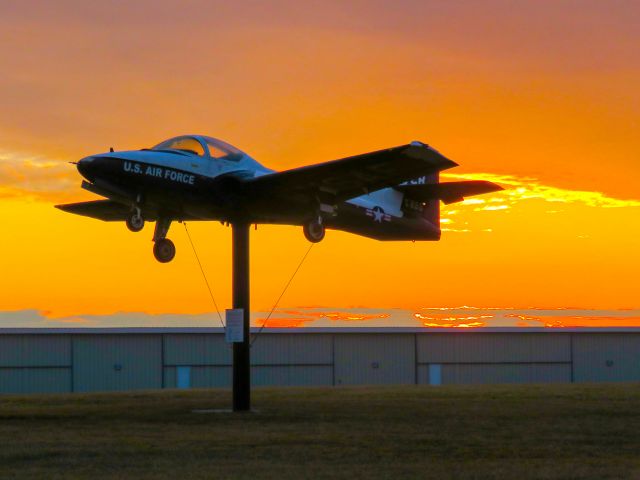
[126,213,145,232]
[153,238,176,263]
[303,219,325,243]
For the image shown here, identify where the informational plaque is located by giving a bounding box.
[225,309,244,343]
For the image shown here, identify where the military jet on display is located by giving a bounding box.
[56,135,502,263]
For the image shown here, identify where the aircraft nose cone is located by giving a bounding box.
[77,156,95,182]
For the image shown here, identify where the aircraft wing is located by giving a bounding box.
[244,142,458,204]
[55,200,132,221]
[55,199,203,221]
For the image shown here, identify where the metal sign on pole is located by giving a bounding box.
[225,309,244,343]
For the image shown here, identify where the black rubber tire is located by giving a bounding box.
[126,214,144,233]
[153,238,176,263]
[303,221,325,243]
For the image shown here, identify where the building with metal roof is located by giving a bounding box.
[0,328,639,394]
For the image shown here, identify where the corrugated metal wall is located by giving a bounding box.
[439,364,572,385]
[416,333,572,385]
[0,330,639,394]
[0,335,71,393]
[252,334,333,387]
[73,335,162,392]
[417,333,570,363]
[163,334,232,388]
[334,334,415,385]
[572,334,640,382]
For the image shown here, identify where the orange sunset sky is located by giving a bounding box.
[0,1,638,322]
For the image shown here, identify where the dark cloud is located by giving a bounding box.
[1,307,639,328]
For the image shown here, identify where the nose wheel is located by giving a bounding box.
[303,218,325,243]
[153,238,176,263]
[126,211,145,232]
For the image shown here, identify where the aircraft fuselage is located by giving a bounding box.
[76,144,441,241]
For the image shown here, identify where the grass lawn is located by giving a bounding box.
[0,383,639,479]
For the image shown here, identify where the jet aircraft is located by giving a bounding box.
[56,135,503,263]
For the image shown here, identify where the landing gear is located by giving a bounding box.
[125,211,144,232]
[153,238,176,263]
[153,218,175,263]
[126,196,145,232]
[303,218,325,243]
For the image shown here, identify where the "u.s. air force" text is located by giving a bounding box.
[124,161,195,185]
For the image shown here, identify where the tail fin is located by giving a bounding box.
[421,172,440,227]
[398,175,503,227]
[398,172,440,227]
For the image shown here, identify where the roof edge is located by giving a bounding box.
[1,327,640,334]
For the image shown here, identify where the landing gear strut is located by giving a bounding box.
[153,218,175,263]
[303,217,325,243]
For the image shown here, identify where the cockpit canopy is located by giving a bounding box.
[151,135,244,161]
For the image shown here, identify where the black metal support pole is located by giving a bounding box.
[232,222,251,411]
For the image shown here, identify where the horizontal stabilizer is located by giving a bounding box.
[398,180,503,204]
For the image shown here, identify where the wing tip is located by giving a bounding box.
[406,141,459,169]
[484,181,505,193]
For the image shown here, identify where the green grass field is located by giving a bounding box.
[1,384,639,479]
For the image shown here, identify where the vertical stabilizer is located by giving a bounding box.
[421,172,440,228]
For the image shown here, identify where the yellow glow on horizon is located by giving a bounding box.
[444,172,640,208]
[0,166,637,318]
